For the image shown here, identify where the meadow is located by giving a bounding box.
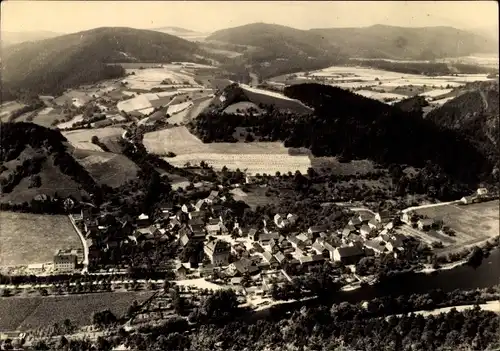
[0,291,154,332]
[409,200,499,252]
[63,127,125,151]
[0,212,82,267]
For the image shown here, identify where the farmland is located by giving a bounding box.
[269,65,496,104]
[0,101,27,122]
[0,212,82,267]
[143,126,312,175]
[72,150,139,188]
[238,84,313,114]
[0,291,154,332]
[63,127,125,151]
[400,200,499,253]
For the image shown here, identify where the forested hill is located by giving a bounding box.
[191,83,492,184]
[0,122,99,204]
[0,27,207,100]
[309,24,496,59]
[426,80,499,164]
[282,84,492,182]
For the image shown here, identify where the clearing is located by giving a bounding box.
[0,212,82,267]
[399,200,499,253]
[0,291,154,332]
[72,150,139,188]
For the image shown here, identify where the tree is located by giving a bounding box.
[92,310,117,328]
[91,136,99,144]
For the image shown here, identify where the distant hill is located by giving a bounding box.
[0,31,63,47]
[310,25,497,60]
[1,27,208,99]
[0,122,100,204]
[426,80,499,164]
[207,23,344,80]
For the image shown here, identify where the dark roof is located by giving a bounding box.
[337,246,364,257]
[309,225,328,233]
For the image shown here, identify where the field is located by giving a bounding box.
[63,127,125,151]
[0,212,82,267]
[143,126,312,175]
[239,84,313,114]
[0,291,154,332]
[122,67,200,90]
[72,150,139,188]
[269,65,496,104]
[223,101,263,115]
[400,200,499,253]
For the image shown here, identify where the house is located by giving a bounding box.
[274,214,287,228]
[258,232,279,246]
[27,263,45,274]
[189,210,206,220]
[274,251,286,264]
[206,223,221,235]
[199,263,214,277]
[253,242,265,253]
[179,233,190,247]
[402,211,417,225]
[205,190,219,204]
[312,241,329,257]
[375,211,393,223]
[189,218,205,232]
[358,211,374,223]
[308,225,328,236]
[169,218,181,230]
[176,264,189,279]
[54,250,77,272]
[249,228,259,241]
[477,188,488,196]
[298,254,324,267]
[348,216,362,227]
[360,224,373,238]
[368,218,382,230]
[262,251,279,267]
[194,199,208,212]
[333,246,365,265]
[461,195,479,205]
[287,214,298,225]
[417,218,435,231]
[229,257,259,276]
[204,239,230,266]
[137,213,150,227]
[342,225,357,237]
[288,236,307,250]
[296,233,311,245]
[364,240,387,255]
[386,237,404,252]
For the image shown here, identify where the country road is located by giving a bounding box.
[68,214,88,274]
[401,200,462,213]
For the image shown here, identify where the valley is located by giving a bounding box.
[0,5,499,350]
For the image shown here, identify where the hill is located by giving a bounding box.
[310,25,497,60]
[1,27,208,100]
[0,122,100,204]
[191,83,492,187]
[0,31,63,47]
[426,80,499,164]
[207,23,344,80]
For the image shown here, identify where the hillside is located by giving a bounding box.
[0,122,100,204]
[1,27,208,99]
[191,83,492,185]
[310,25,496,60]
[426,80,499,163]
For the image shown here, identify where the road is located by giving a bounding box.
[401,200,462,213]
[68,215,89,274]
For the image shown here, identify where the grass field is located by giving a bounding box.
[0,291,154,332]
[402,200,499,252]
[0,102,26,122]
[73,150,138,188]
[0,212,82,267]
[63,127,124,151]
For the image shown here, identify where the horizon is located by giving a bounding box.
[1,1,498,36]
